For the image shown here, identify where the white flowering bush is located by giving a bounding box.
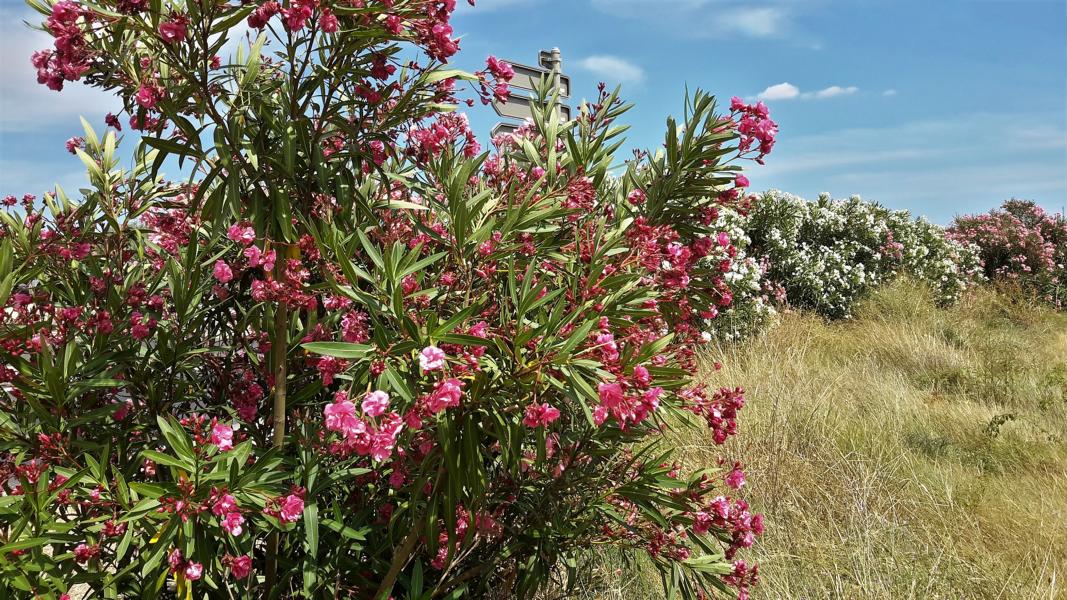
[699,206,777,342]
[744,191,981,319]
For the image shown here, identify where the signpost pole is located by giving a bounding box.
[547,48,562,93]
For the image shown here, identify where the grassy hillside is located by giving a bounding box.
[578,281,1067,599]
[699,281,1067,599]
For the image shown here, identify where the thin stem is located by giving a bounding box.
[265,250,290,591]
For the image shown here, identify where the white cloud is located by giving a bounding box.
[757,82,800,101]
[756,82,859,101]
[0,6,117,133]
[883,89,899,96]
[576,55,645,84]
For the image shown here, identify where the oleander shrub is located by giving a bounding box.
[949,199,1067,308]
[0,1,776,598]
[697,204,777,342]
[744,191,981,319]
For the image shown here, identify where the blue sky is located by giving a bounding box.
[2,0,1064,223]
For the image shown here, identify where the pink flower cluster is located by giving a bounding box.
[522,402,561,428]
[407,113,481,162]
[264,490,305,524]
[684,386,746,445]
[730,97,779,164]
[210,489,245,536]
[477,55,514,104]
[593,364,664,429]
[32,1,93,91]
[168,549,203,581]
[323,391,404,461]
[412,0,462,61]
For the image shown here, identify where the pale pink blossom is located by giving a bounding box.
[211,422,234,451]
[361,390,390,417]
[419,346,447,371]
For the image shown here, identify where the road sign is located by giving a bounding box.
[492,49,572,130]
[492,94,571,122]
[491,122,520,139]
[505,61,571,98]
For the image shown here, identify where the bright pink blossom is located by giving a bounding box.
[229,554,252,579]
[213,260,234,283]
[279,494,304,523]
[522,402,561,428]
[184,561,203,580]
[362,390,390,417]
[221,511,245,536]
[419,346,447,371]
[211,422,234,451]
[324,392,359,433]
[158,16,188,44]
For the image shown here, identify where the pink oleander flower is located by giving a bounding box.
[158,16,188,44]
[362,390,390,417]
[73,542,99,564]
[423,377,464,414]
[279,494,304,523]
[184,561,203,580]
[135,84,158,109]
[65,136,83,154]
[485,55,514,81]
[227,223,256,245]
[211,422,234,451]
[735,173,750,188]
[212,492,238,516]
[213,260,234,283]
[419,345,447,371]
[324,392,359,433]
[725,466,746,490]
[221,511,245,536]
[281,2,313,31]
[522,402,561,428]
[319,9,339,33]
[229,554,252,579]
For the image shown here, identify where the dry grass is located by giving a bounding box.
[580,281,1067,599]
[692,281,1067,599]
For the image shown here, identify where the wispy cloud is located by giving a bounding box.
[590,0,802,40]
[748,112,1067,222]
[576,55,645,84]
[456,0,533,14]
[755,82,859,101]
[807,85,858,99]
[728,7,788,37]
[883,89,899,97]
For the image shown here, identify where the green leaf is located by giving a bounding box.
[301,342,373,359]
[423,69,478,85]
[141,449,194,471]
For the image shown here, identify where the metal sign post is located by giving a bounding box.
[491,48,571,134]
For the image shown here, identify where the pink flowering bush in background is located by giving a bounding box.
[0,1,775,598]
[949,199,1067,308]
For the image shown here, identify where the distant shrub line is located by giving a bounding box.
[715,193,1062,335]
